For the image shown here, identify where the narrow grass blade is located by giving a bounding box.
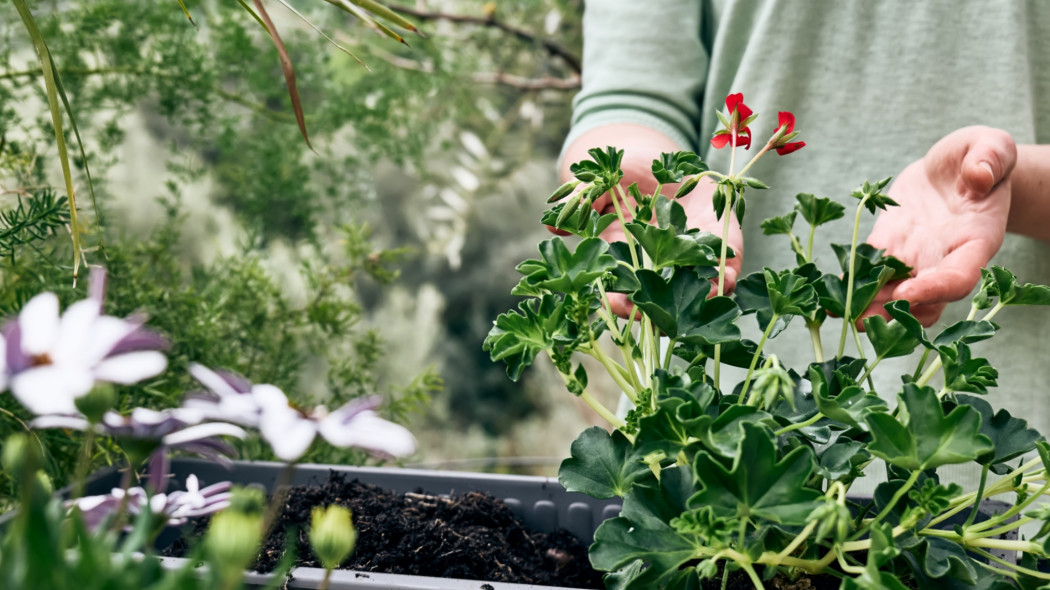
[12,0,85,281]
[348,0,419,35]
[331,0,407,45]
[174,0,197,28]
[235,0,269,32]
[272,0,366,67]
[251,0,314,150]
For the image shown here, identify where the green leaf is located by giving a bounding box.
[814,440,869,482]
[921,537,977,584]
[794,193,845,227]
[866,383,993,470]
[590,468,702,587]
[955,394,1043,468]
[630,269,741,345]
[689,423,822,525]
[695,405,773,459]
[931,320,999,349]
[625,221,724,270]
[652,151,707,184]
[978,266,1050,307]
[760,211,797,236]
[940,342,998,395]
[851,177,899,214]
[811,370,888,430]
[765,268,818,318]
[817,265,897,319]
[863,315,920,359]
[518,237,618,293]
[831,243,912,280]
[483,294,574,380]
[559,427,649,499]
[884,300,933,348]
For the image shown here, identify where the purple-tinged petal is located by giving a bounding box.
[146,449,171,495]
[93,351,167,385]
[87,266,107,303]
[108,326,169,356]
[325,396,383,426]
[189,364,252,396]
[4,321,29,373]
[18,292,60,357]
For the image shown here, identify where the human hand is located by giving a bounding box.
[863,126,1018,326]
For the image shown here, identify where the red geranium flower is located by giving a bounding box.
[710,93,754,150]
[771,111,805,155]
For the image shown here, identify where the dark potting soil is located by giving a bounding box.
[163,471,604,588]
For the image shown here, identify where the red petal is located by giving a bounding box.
[710,133,731,149]
[725,93,753,122]
[738,134,752,150]
[777,111,795,133]
[775,141,805,155]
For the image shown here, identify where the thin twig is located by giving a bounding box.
[386,2,581,73]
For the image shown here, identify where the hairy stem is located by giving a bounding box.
[741,314,778,404]
[837,197,869,357]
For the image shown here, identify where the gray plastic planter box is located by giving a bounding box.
[83,457,622,590]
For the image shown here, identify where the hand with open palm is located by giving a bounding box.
[864,126,1018,326]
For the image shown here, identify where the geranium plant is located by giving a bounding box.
[486,93,1050,589]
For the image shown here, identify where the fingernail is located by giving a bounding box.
[978,161,996,184]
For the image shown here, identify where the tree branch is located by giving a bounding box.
[386,2,581,74]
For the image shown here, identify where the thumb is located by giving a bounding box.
[957,127,1017,198]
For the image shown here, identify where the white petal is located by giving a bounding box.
[260,409,316,462]
[320,411,416,458]
[86,316,137,363]
[31,415,91,431]
[251,383,290,412]
[19,292,60,356]
[163,422,245,446]
[189,364,239,398]
[93,351,167,384]
[10,366,93,415]
[51,299,101,365]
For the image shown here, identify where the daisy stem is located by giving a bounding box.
[72,429,97,499]
[262,461,297,540]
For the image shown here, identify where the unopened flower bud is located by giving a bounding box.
[205,509,263,581]
[674,175,701,199]
[228,485,267,516]
[547,179,582,203]
[2,433,42,478]
[75,385,117,424]
[310,505,357,570]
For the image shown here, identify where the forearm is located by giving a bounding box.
[1007,144,1050,242]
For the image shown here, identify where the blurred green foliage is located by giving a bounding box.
[0,0,584,501]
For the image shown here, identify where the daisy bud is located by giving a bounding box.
[310,505,357,570]
[205,509,263,583]
[75,385,117,424]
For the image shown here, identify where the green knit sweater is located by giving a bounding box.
[564,1,1050,446]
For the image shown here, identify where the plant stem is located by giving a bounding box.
[663,338,676,371]
[911,348,931,382]
[850,469,920,541]
[857,355,883,385]
[713,185,734,391]
[579,390,626,430]
[319,569,333,590]
[969,547,1050,580]
[968,479,1050,534]
[837,198,868,358]
[741,315,778,404]
[775,519,819,562]
[587,339,638,404]
[806,224,816,262]
[917,300,1005,387]
[805,322,825,365]
[261,462,297,540]
[962,464,990,528]
[611,183,640,269]
[72,429,97,499]
[741,561,766,590]
[773,413,823,436]
[735,143,772,178]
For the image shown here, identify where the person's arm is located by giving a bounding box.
[1007,144,1050,241]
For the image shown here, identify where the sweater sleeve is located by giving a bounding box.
[561,1,708,161]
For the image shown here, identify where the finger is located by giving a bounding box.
[545,225,571,236]
[956,128,1017,197]
[606,292,636,319]
[891,240,993,306]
